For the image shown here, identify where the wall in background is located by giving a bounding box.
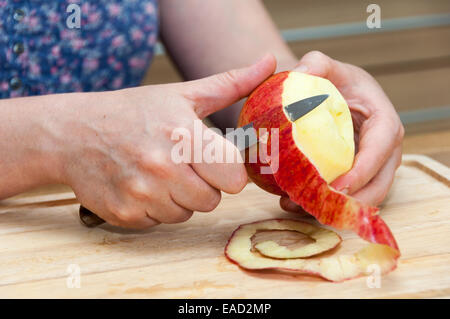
[142,0,450,138]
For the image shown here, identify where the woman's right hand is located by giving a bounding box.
[56,54,276,228]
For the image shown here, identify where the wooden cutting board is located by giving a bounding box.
[0,154,449,298]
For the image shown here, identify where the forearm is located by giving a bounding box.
[0,94,71,198]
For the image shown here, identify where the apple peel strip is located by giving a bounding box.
[235,71,400,281]
[225,219,398,282]
[252,220,341,258]
[265,129,400,281]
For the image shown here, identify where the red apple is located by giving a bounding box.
[231,71,399,281]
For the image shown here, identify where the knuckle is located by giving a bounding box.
[219,70,242,100]
[140,151,174,178]
[123,178,152,201]
[306,50,326,60]
[161,120,194,141]
[160,122,178,139]
[103,198,145,228]
[302,50,335,75]
[170,122,193,143]
[304,51,331,66]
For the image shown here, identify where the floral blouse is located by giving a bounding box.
[0,0,159,99]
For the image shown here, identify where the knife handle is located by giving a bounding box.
[79,205,105,228]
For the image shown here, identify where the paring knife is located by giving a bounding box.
[79,94,329,227]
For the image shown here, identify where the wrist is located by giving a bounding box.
[37,91,94,185]
[49,90,125,185]
[30,93,74,185]
[0,93,85,197]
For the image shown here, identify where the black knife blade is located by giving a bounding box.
[284,94,329,122]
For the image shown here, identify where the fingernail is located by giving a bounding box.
[340,187,349,195]
[294,64,308,73]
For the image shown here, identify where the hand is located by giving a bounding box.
[57,54,276,228]
[281,51,404,213]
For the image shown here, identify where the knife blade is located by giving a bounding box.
[229,94,329,151]
[79,94,329,227]
[284,94,329,122]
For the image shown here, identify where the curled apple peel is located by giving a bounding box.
[233,71,400,281]
[225,219,398,282]
[250,219,341,258]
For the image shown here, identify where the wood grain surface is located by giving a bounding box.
[0,155,448,298]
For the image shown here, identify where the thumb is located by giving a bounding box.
[293,51,350,83]
[185,53,276,119]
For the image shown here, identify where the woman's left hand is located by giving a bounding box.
[280,51,404,213]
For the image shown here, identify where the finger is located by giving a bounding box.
[279,197,309,216]
[106,204,161,230]
[184,53,277,119]
[146,194,194,224]
[191,125,248,194]
[331,111,401,194]
[351,147,402,206]
[293,51,351,83]
[118,181,193,226]
[169,164,222,212]
[98,179,167,229]
[118,214,160,230]
[75,189,160,229]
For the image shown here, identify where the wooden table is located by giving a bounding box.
[0,155,449,298]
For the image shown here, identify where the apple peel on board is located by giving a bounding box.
[229,71,400,282]
[225,219,398,282]
[250,219,341,259]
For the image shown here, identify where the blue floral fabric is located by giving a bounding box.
[0,0,159,98]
